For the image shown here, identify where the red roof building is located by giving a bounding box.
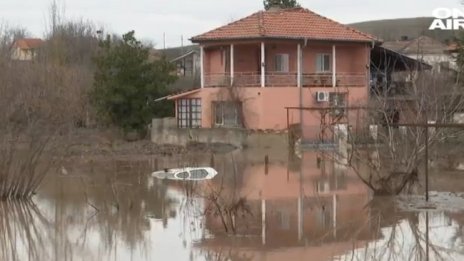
[164,7,377,137]
[11,38,44,61]
[192,8,377,43]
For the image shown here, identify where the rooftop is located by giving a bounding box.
[12,38,44,49]
[382,36,449,55]
[191,8,378,43]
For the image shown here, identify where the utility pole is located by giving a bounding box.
[163,32,166,50]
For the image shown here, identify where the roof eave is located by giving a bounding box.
[191,36,379,44]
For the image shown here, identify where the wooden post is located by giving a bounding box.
[264,155,269,175]
[261,199,266,245]
[210,154,215,168]
[425,125,429,202]
[298,196,303,241]
[426,212,430,261]
[261,42,265,88]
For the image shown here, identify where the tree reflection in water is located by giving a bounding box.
[0,158,180,261]
[338,198,464,261]
[0,200,55,261]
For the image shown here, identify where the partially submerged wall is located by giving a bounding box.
[151,118,288,149]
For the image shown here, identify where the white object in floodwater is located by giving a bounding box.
[151,167,218,181]
[457,163,464,171]
[399,126,407,137]
[369,125,378,141]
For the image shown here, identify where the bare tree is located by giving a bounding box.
[340,48,464,195]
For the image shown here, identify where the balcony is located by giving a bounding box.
[204,72,367,88]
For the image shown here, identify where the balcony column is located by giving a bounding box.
[332,44,336,88]
[261,42,265,88]
[297,43,302,88]
[200,45,204,88]
[230,44,234,86]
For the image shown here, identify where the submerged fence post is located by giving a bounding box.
[210,154,215,168]
[425,125,429,202]
[369,125,378,141]
[298,196,303,241]
[264,155,269,175]
[261,199,266,245]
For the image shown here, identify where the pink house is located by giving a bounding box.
[168,8,377,135]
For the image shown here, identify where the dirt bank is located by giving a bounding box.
[65,128,237,158]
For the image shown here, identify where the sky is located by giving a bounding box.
[0,0,462,48]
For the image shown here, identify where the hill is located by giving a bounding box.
[349,17,460,42]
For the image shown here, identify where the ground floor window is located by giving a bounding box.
[213,101,242,127]
[329,93,347,117]
[177,98,201,128]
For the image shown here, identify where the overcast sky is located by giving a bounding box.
[0,0,462,48]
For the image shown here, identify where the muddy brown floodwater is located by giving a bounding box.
[2,148,464,261]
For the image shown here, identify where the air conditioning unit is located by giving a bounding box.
[316,91,329,102]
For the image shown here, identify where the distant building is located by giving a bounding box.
[159,45,201,91]
[382,36,456,72]
[11,38,44,61]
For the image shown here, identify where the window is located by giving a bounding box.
[177,98,201,128]
[190,169,209,180]
[176,172,189,179]
[275,54,289,72]
[316,53,331,72]
[316,180,330,193]
[329,93,347,117]
[214,102,241,127]
[277,210,290,230]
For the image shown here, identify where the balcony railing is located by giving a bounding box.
[204,72,367,88]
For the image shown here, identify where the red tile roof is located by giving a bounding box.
[13,38,44,49]
[191,8,378,43]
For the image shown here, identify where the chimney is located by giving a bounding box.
[400,35,409,41]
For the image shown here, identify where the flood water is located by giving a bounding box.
[2,149,464,261]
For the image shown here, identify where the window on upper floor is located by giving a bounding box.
[316,53,331,72]
[275,53,289,72]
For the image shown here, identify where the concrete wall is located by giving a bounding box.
[151,118,288,148]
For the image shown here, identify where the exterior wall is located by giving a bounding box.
[407,53,457,71]
[334,43,370,74]
[180,86,368,133]
[204,47,226,75]
[235,44,260,73]
[266,42,298,73]
[11,48,34,61]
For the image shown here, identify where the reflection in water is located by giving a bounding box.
[0,201,55,261]
[1,151,464,260]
